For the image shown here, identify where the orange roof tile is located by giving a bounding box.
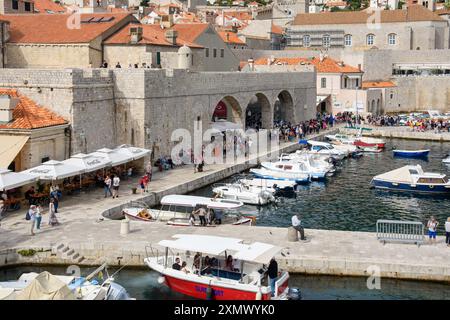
[251,56,362,73]
[1,13,134,44]
[171,23,209,42]
[104,23,203,47]
[362,81,396,89]
[0,89,67,130]
[292,5,443,25]
[217,30,246,45]
[223,11,253,21]
[271,23,283,35]
[33,0,66,13]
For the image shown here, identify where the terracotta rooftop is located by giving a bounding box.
[271,23,283,35]
[362,81,396,89]
[251,56,362,73]
[0,89,67,130]
[1,13,133,44]
[223,11,253,21]
[171,23,210,42]
[33,0,66,13]
[292,5,444,25]
[217,30,246,45]
[104,23,203,47]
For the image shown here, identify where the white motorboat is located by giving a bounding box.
[328,140,358,154]
[279,152,335,175]
[124,195,254,226]
[212,182,275,205]
[325,133,356,144]
[0,264,133,300]
[250,168,310,183]
[144,234,301,300]
[306,140,347,160]
[238,178,297,190]
[261,160,328,180]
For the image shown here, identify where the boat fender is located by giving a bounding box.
[206,285,214,300]
[157,276,165,284]
[255,288,262,300]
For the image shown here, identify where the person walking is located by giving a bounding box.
[427,216,439,244]
[48,198,59,226]
[104,175,112,198]
[267,258,278,297]
[50,188,60,213]
[146,162,153,183]
[35,206,42,230]
[28,205,37,236]
[291,214,306,240]
[112,175,120,199]
[139,176,146,195]
[445,217,450,247]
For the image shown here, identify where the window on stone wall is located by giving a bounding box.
[41,156,50,163]
[344,34,352,47]
[322,34,330,48]
[366,34,374,46]
[12,0,18,9]
[24,1,31,11]
[388,33,396,45]
[205,48,209,57]
[220,48,224,58]
[321,77,326,88]
[213,48,217,58]
[303,35,310,47]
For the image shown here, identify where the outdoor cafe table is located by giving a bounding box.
[30,193,49,206]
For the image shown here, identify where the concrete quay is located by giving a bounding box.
[341,125,450,142]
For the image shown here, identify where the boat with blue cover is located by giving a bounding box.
[371,165,450,194]
[393,149,430,158]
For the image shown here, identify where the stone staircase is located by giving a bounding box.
[53,243,85,264]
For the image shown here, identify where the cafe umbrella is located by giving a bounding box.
[0,169,38,191]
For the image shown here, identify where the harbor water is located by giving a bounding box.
[189,138,450,233]
[1,265,449,300]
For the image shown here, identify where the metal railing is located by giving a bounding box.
[376,220,424,246]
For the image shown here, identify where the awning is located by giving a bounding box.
[22,160,84,180]
[210,120,242,132]
[62,153,112,173]
[115,145,151,161]
[0,135,29,169]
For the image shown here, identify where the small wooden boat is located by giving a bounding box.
[122,208,154,222]
[393,149,430,158]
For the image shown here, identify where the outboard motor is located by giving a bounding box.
[287,287,302,300]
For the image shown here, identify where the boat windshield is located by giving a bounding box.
[417,177,446,184]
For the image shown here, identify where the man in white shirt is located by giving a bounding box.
[292,214,306,240]
[112,175,120,199]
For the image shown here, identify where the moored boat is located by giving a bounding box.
[250,168,310,183]
[144,234,301,300]
[212,182,275,205]
[393,149,430,158]
[371,164,450,194]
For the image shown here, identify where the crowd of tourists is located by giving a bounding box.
[366,114,450,133]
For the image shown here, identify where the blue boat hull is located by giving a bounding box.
[251,172,310,184]
[393,150,429,158]
[371,179,450,194]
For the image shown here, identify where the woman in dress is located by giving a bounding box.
[48,198,59,226]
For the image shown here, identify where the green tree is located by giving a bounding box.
[444,0,450,9]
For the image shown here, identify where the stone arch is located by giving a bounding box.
[212,95,243,126]
[245,93,272,130]
[274,90,295,124]
[376,98,381,115]
[370,100,375,114]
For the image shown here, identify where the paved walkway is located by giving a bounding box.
[342,125,450,141]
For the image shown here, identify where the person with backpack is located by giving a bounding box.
[27,205,37,236]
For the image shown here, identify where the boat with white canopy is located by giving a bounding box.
[144,234,300,300]
[250,167,310,183]
[122,194,254,226]
[212,182,275,205]
[261,160,328,180]
[0,169,37,191]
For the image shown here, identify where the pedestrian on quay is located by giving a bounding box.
[445,217,450,247]
[48,198,59,226]
[35,205,42,230]
[104,175,112,198]
[112,175,120,199]
[145,161,153,182]
[291,213,306,241]
[427,216,439,245]
[139,176,146,195]
[27,205,37,236]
